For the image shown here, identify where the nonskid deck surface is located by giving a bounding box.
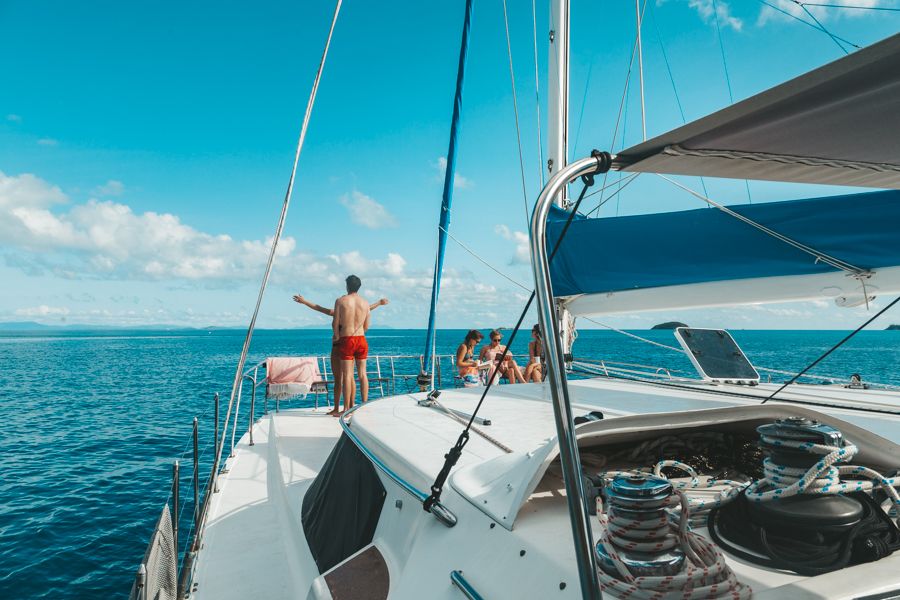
[191,408,342,600]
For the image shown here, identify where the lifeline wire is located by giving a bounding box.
[763,295,900,403]
[215,0,342,508]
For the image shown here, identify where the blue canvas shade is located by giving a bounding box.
[547,190,900,298]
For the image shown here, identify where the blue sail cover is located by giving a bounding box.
[546,190,900,298]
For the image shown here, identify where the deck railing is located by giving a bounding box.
[130,350,539,599]
[129,346,898,598]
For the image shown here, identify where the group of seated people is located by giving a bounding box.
[455,325,545,387]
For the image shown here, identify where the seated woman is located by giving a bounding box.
[456,329,486,387]
[479,329,526,384]
[523,324,544,383]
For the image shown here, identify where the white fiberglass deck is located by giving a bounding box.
[191,408,342,600]
[190,377,900,599]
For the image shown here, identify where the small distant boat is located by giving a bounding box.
[130,3,900,599]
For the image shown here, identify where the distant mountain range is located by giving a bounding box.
[0,321,373,332]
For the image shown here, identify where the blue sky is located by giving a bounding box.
[1,0,898,330]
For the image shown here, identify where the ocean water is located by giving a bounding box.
[2,327,900,598]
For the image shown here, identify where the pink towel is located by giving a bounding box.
[266,357,321,386]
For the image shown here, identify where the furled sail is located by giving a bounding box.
[614,34,900,189]
[546,191,900,315]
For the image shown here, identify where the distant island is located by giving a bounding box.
[888,324,900,330]
[651,321,688,330]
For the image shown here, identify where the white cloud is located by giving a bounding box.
[36,138,58,147]
[494,224,530,265]
[434,157,473,190]
[0,170,540,328]
[14,305,70,317]
[340,190,398,229]
[92,180,125,197]
[6,114,22,123]
[683,0,743,31]
[757,0,887,24]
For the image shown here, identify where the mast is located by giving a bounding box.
[547,0,570,206]
[548,0,577,359]
[420,0,475,388]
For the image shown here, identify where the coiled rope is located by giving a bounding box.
[596,491,752,599]
[744,436,900,516]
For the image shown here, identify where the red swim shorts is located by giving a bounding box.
[337,336,368,360]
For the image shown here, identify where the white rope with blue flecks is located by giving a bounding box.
[744,436,900,519]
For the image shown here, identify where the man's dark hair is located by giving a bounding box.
[345,274,362,293]
[465,329,483,343]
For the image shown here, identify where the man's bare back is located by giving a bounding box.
[333,293,370,339]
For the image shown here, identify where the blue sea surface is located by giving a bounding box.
[1,327,899,598]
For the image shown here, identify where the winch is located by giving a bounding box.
[709,416,900,576]
[595,474,685,577]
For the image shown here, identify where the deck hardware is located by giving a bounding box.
[134,564,146,600]
[192,418,199,529]
[172,459,180,596]
[450,570,484,600]
[395,499,403,509]
[430,501,458,528]
[519,549,526,557]
[559,582,566,590]
[213,393,220,493]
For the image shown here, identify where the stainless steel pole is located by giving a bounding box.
[249,375,256,447]
[192,417,199,530]
[530,155,605,600]
[172,460,180,597]
[213,393,219,493]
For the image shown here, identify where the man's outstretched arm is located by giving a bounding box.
[293,294,334,317]
[369,298,389,311]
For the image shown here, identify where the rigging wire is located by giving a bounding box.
[649,2,710,200]
[762,295,900,403]
[636,0,647,141]
[796,1,851,54]
[801,1,900,10]
[711,0,753,205]
[587,0,644,216]
[436,221,684,354]
[753,0,861,49]
[216,0,342,479]
[501,0,532,224]
[583,172,640,217]
[571,60,593,161]
[531,0,545,187]
[424,156,610,512]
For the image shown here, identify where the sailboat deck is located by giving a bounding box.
[191,377,900,599]
[191,408,342,600]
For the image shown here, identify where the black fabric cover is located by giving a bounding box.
[302,433,387,574]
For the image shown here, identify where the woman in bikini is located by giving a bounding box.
[456,329,485,387]
[524,323,544,383]
[479,329,526,384]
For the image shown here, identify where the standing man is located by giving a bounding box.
[293,290,388,415]
[332,274,372,414]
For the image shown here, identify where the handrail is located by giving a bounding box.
[338,400,458,527]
